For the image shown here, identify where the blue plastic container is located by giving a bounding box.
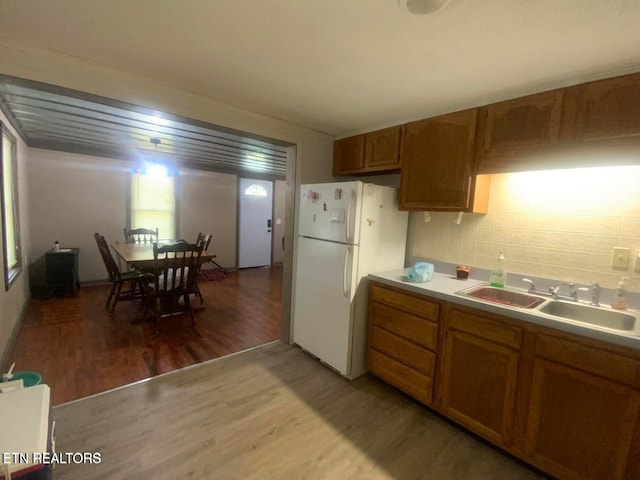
[407,262,434,283]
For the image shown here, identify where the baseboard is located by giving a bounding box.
[80,279,110,287]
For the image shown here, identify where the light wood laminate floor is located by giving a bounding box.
[52,342,548,480]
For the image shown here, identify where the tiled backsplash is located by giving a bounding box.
[408,166,640,293]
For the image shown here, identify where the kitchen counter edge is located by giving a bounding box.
[368,269,640,351]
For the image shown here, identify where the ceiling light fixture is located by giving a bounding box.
[150,137,161,149]
[398,0,452,15]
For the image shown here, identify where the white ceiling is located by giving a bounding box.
[0,0,639,138]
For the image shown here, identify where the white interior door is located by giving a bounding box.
[239,178,273,268]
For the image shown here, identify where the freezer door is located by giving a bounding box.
[298,182,361,244]
[293,236,357,376]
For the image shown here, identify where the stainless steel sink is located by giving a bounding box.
[539,301,636,331]
[457,285,547,309]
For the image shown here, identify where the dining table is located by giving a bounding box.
[110,241,215,271]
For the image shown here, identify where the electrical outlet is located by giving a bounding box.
[612,247,631,270]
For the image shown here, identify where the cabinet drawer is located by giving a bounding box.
[370,325,436,376]
[535,334,640,389]
[370,301,438,350]
[368,349,433,405]
[448,308,522,348]
[371,283,439,322]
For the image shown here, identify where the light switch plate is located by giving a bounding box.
[612,247,631,270]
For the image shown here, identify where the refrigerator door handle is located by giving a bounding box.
[345,190,353,243]
[342,246,351,298]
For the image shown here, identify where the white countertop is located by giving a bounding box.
[369,269,640,351]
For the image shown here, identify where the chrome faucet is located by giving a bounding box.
[591,282,601,307]
[522,278,553,297]
[550,282,589,302]
[522,278,536,293]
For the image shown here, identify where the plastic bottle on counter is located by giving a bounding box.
[489,252,507,288]
[611,277,628,310]
[54,240,60,252]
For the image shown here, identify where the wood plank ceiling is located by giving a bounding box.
[0,76,290,179]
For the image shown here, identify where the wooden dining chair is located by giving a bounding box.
[143,241,204,331]
[123,227,159,244]
[94,233,147,313]
[193,233,212,303]
[197,231,229,275]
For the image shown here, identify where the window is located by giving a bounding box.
[130,169,176,241]
[244,184,268,197]
[1,122,22,290]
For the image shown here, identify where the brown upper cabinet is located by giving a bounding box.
[398,108,489,212]
[333,134,365,174]
[475,90,565,174]
[477,72,640,173]
[333,71,640,205]
[332,125,401,176]
[562,71,640,145]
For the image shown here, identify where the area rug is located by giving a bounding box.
[198,267,230,281]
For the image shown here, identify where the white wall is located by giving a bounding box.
[178,169,237,268]
[0,110,31,362]
[28,151,260,281]
[28,149,129,282]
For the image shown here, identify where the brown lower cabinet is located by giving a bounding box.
[367,281,640,480]
[439,306,522,447]
[523,334,640,480]
[367,283,439,406]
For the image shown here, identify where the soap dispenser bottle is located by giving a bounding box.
[611,277,628,310]
[489,252,507,288]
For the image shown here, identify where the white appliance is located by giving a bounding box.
[293,181,408,379]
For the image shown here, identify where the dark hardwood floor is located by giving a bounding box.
[3,265,282,405]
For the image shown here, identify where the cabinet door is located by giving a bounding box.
[439,328,520,446]
[364,125,402,171]
[564,72,640,144]
[525,358,640,480]
[333,134,365,175]
[476,90,564,174]
[399,109,478,211]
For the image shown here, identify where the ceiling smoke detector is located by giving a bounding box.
[398,0,452,15]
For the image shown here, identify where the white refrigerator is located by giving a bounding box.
[293,181,408,379]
